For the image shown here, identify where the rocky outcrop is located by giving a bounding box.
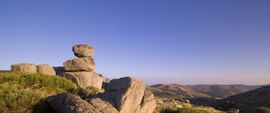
[45,77,156,113]
[63,72,103,89]
[37,64,56,75]
[60,44,156,113]
[73,44,94,58]
[63,44,103,89]
[11,63,37,74]
[99,77,156,113]
[64,57,95,72]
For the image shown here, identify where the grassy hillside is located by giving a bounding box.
[0,72,77,113]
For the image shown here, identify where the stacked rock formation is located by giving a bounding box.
[11,63,56,75]
[63,44,103,89]
[11,44,157,113]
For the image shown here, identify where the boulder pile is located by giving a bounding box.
[46,44,157,113]
[11,63,56,75]
[63,44,104,89]
[46,77,156,113]
[10,44,157,113]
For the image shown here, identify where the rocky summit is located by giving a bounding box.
[10,44,157,113]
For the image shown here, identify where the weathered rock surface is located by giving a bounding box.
[11,63,37,74]
[100,77,156,113]
[73,44,94,58]
[37,64,56,75]
[138,90,157,113]
[87,98,119,113]
[64,57,95,72]
[46,93,101,113]
[63,72,103,89]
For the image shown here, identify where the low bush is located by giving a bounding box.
[70,86,100,99]
[0,72,77,113]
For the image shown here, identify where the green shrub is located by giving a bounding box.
[0,72,76,91]
[253,107,270,113]
[70,86,100,99]
[0,72,77,113]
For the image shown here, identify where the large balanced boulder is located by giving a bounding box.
[37,64,56,75]
[63,72,103,89]
[64,57,95,72]
[11,63,37,74]
[100,77,156,113]
[46,93,101,113]
[73,44,94,58]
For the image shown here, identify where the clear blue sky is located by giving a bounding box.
[0,0,269,85]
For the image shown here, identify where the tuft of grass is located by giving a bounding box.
[0,72,77,113]
[70,86,100,99]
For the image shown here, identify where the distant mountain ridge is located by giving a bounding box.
[150,84,260,99]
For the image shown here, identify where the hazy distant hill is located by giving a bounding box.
[150,84,210,100]
[187,84,260,98]
[151,84,260,99]
[215,85,270,113]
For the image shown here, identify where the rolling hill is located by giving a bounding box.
[188,84,260,98]
[215,85,270,113]
[151,84,260,99]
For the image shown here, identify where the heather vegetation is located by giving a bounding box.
[157,106,214,113]
[0,72,78,113]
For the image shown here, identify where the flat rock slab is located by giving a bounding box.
[64,57,95,72]
[73,44,94,58]
[11,63,37,74]
[63,72,103,89]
